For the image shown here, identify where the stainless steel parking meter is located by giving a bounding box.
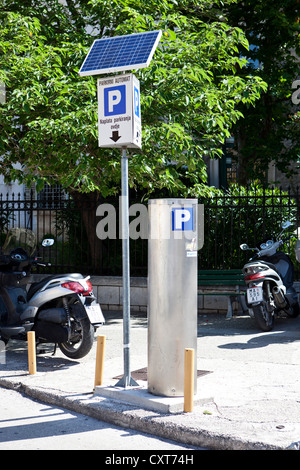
[147,199,201,397]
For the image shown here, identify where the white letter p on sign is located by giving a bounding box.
[108,90,122,113]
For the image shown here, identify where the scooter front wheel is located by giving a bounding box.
[252,303,274,331]
[58,316,94,359]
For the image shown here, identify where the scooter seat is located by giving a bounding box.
[260,260,280,273]
[27,273,84,300]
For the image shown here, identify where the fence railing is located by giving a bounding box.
[0,187,299,279]
[198,186,300,279]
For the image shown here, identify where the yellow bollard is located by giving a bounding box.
[184,348,194,412]
[27,331,36,375]
[94,335,106,389]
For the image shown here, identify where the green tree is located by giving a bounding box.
[0,1,268,268]
[227,0,300,185]
[0,0,267,197]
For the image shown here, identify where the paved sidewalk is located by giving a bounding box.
[1,310,300,450]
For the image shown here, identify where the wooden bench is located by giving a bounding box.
[198,269,248,318]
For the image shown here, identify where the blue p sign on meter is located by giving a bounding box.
[98,73,141,149]
[172,207,194,231]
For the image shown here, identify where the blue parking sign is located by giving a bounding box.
[104,85,126,116]
[98,73,142,149]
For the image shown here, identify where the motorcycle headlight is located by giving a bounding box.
[260,240,273,250]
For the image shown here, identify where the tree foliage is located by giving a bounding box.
[0,0,266,196]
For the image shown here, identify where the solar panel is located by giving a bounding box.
[79,30,162,77]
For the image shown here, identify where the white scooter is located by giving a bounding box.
[0,228,104,358]
[240,221,300,331]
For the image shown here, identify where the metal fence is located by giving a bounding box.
[0,187,299,279]
[0,191,146,276]
[198,186,300,279]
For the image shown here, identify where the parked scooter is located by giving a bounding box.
[240,221,300,331]
[0,228,105,358]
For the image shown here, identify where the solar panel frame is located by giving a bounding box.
[79,30,162,77]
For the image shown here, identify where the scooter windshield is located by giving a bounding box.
[2,228,36,256]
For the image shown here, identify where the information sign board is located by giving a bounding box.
[97,74,141,149]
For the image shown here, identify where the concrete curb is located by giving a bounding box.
[0,376,282,450]
[1,311,300,451]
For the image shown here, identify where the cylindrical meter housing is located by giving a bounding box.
[147,199,198,397]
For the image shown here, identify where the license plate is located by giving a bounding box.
[247,287,263,304]
[85,303,105,324]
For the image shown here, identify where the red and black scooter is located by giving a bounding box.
[240,221,299,331]
[0,228,105,358]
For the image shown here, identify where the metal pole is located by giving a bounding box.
[116,147,138,387]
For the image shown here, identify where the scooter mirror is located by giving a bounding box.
[42,238,54,247]
[282,221,291,229]
[240,244,249,250]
